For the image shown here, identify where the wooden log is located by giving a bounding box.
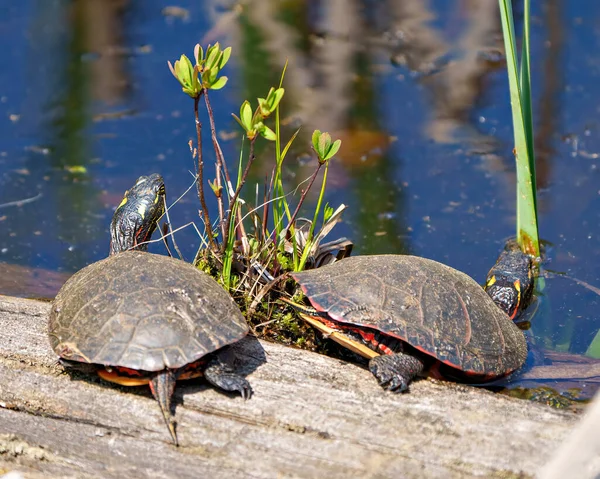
[0,295,580,478]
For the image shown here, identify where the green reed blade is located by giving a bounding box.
[498,0,540,256]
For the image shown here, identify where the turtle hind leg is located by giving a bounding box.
[149,370,178,446]
[368,352,425,393]
[204,352,252,400]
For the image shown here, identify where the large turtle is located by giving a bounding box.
[49,174,251,445]
[288,254,530,392]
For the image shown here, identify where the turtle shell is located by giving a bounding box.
[49,251,248,371]
[291,255,527,377]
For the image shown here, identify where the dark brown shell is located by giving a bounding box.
[291,255,527,377]
[49,251,248,371]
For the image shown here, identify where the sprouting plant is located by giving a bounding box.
[167,43,233,252]
[168,43,349,303]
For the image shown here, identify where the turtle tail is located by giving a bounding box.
[149,369,178,446]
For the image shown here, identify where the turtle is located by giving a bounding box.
[49,174,251,445]
[484,239,535,320]
[287,254,529,393]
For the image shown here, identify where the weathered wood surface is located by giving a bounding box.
[539,391,600,479]
[0,295,580,478]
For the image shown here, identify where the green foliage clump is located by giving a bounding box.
[167,43,349,346]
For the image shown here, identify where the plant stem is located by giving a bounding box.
[204,91,229,239]
[194,94,216,252]
[221,136,258,254]
[281,162,323,248]
[205,91,249,252]
[262,171,274,243]
[298,162,329,271]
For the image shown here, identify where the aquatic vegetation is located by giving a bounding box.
[167,43,348,331]
[498,0,540,257]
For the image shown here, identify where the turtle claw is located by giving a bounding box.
[369,353,424,394]
[370,361,408,393]
[380,374,409,393]
[204,361,253,399]
[238,381,253,400]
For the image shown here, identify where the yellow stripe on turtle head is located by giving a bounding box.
[486,275,496,287]
[137,203,147,219]
[117,196,128,210]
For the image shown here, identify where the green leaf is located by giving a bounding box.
[206,44,220,69]
[210,76,228,90]
[192,65,200,90]
[257,97,269,117]
[231,113,245,130]
[498,0,539,256]
[201,68,211,86]
[268,87,284,111]
[194,43,203,65]
[208,67,219,84]
[586,328,600,359]
[220,47,232,68]
[311,130,321,153]
[323,139,341,161]
[180,54,194,85]
[278,59,288,88]
[280,127,301,164]
[323,203,334,223]
[318,132,332,156]
[65,165,87,174]
[240,101,253,131]
[271,88,285,110]
[260,125,276,141]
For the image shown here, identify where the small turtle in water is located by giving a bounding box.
[287,251,533,392]
[49,174,251,444]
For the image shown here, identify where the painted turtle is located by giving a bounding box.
[485,240,534,320]
[289,254,528,392]
[49,174,251,445]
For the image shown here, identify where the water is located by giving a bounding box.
[0,0,598,398]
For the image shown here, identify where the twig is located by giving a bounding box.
[161,195,184,260]
[203,90,228,239]
[161,222,174,258]
[248,272,288,316]
[194,93,217,251]
[280,161,323,243]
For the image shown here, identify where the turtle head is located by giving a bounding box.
[484,241,534,320]
[109,173,166,255]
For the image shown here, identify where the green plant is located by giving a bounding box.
[168,43,233,252]
[498,0,540,257]
[168,43,348,298]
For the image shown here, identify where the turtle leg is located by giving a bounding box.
[368,352,425,393]
[149,369,178,446]
[204,348,252,399]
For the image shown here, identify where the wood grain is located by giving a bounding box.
[0,295,579,478]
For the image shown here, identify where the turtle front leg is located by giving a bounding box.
[368,352,425,392]
[204,348,252,399]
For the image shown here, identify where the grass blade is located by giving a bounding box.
[498,0,540,256]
